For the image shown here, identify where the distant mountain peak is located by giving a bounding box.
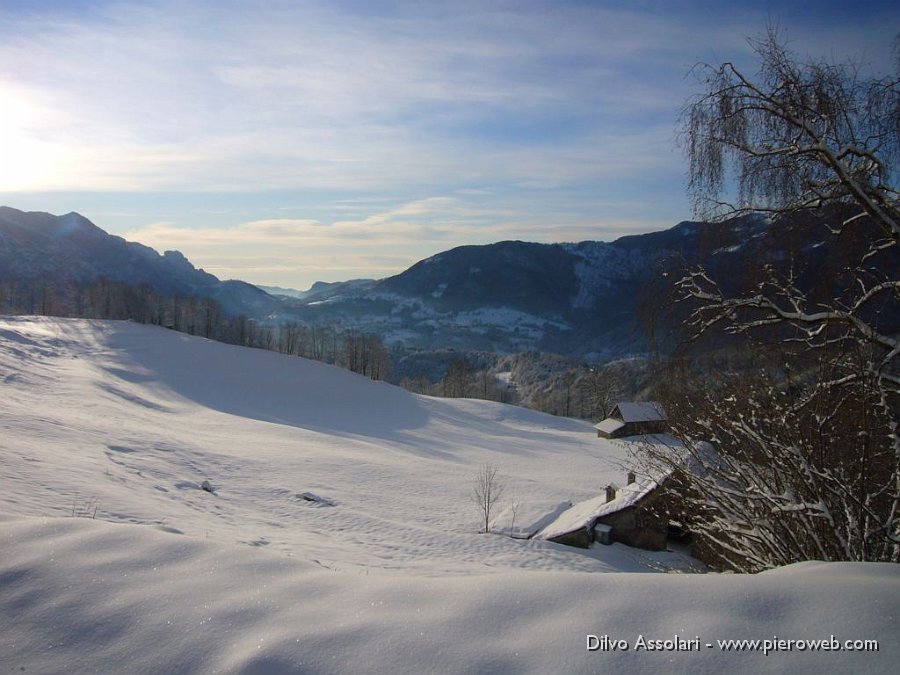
[0,206,277,317]
[56,212,96,236]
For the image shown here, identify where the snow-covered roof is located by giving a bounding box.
[537,475,662,541]
[613,401,666,423]
[489,500,573,539]
[594,418,625,434]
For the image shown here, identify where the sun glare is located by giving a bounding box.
[0,88,59,191]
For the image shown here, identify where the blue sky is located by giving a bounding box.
[1,1,897,289]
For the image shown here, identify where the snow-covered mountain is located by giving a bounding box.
[273,208,886,362]
[4,205,865,361]
[1,316,896,673]
[274,215,776,359]
[0,206,277,317]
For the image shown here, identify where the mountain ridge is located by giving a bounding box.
[0,206,277,317]
[4,205,838,361]
[271,214,775,359]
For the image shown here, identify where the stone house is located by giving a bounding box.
[538,472,669,550]
[594,402,667,439]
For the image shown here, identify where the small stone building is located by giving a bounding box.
[594,402,667,439]
[538,472,669,551]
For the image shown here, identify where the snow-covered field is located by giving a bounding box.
[1,316,897,673]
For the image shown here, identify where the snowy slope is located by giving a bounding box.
[1,317,898,674]
[0,316,682,575]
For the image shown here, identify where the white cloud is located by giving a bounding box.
[0,0,712,194]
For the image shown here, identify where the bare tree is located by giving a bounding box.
[681,27,898,409]
[337,329,392,379]
[509,496,521,537]
[644,27,900,569]
[579,366,624,420]
[444,358,475,398]
[367,334,393,381]
[472,463,504,534]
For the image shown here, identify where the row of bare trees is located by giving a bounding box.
[397,353,636,420]
[0,276,393,381]
[232,321,392,379]
[0,277,226,338]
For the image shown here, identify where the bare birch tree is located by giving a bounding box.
[643,27,900,569]
[472,463,504,534]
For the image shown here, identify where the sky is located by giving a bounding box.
[1,1,897,289]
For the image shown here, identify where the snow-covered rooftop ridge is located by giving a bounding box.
[613,401,665,422]
[489,500,573,539]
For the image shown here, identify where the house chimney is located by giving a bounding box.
[605,484,617,503]
[627,471,636,485]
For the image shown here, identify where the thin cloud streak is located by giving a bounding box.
[124,196,670,288]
